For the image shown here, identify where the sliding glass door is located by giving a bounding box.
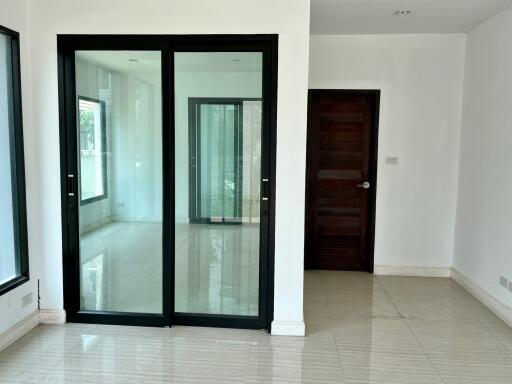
[174,53,266,325]
[75,51,163,315]
[59,42,168,325]
[59,36,276,329]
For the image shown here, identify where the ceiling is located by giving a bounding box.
[76,51,261,76]
[310,0,512,34]
[175,52,262,73]
[77,51,161,75]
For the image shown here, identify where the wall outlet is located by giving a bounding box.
[21,293,33,308]
[117,202,125,208]
[500,276,508,288]
[508,281,512,293]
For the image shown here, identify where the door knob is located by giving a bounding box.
[357,181,370,189]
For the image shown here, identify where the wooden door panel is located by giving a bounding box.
[318,227,361,237]
[318,198,361,208]
[320,121,365,132]
[318,170,362,180]
[320,113,364,123]
[318,179,361,189]
[306,90,378,271]
[319,152,362,170]
[320,133,362,151]
[316,235,362,270]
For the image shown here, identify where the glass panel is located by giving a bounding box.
[242,100,262,223]
[79,97,106,202]
[174,52,263,316]
[0,33,17,285]
[76,51,162,313]
[197,103,239,222]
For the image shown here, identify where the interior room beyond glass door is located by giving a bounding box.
[75,51,163,314]
[174,52,264,319]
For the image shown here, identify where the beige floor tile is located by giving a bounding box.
[146,337,251,383]
[246,342,344,384]
[2,272,512,383]
[406,319,507,353]
[333,317,425,355]
[338,350,443,384]
[430,351,512,384]
[481,318,512,352]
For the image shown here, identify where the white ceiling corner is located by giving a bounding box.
[310,0,512,34]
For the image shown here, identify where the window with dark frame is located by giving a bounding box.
[0,25,29,296]
[78,96,107,205]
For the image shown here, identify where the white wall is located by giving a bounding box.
[309,35,466,270]
[76,56,163,227]
[0,0,39,335]
[111,70,163,223]
[454,8,512,309]
[28,0,310,334]
[75,58,114,231]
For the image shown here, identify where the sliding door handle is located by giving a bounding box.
[67,174,75,196]
[262,178,270,201]
[357,181,370,189]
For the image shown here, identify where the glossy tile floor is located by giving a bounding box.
[174,223,259,316]
[1,271,512,383]
[79,222,259,315]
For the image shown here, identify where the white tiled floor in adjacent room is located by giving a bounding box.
[79,222,259,316]
[2,271,512,383]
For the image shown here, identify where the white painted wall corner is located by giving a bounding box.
[451,269,512,328]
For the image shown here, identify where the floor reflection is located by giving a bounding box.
[2,272,512,383]
[80,221,163,313]
[79,222,259,316]
[175,223,259,316]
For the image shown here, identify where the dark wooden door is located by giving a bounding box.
[305,90,379,271]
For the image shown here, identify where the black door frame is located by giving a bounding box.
[58,35,277,330]
[304,89,380,273]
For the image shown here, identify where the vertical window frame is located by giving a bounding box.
[0,25,30,296]
[77,95,108,206]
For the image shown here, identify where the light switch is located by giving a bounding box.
[385,157,399,165]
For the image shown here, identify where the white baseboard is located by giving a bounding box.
[0,311,39,352]
[39,309,66,324]
[271,321,305,336]
[374,265,452,278]
[451,269,512,328]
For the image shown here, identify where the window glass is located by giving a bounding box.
[0,33,16,285]
[174,52,263,316]
[75,51,163,313]
[0,27,29,293]
[78,97,106,203]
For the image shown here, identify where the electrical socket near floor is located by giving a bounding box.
[500,276,508,289]
[21,293,33,308]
